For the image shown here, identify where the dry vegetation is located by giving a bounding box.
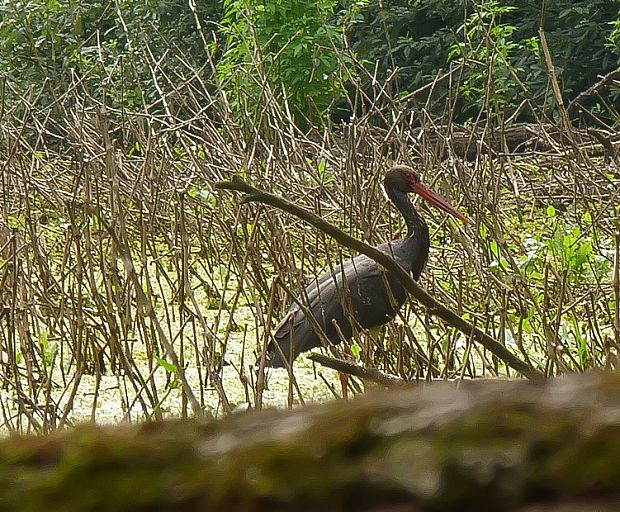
[0,52,619,434]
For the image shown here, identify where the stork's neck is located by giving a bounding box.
[387,188,428,240]
[387,188,430,280]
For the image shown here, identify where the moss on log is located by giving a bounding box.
[2,373,620,511]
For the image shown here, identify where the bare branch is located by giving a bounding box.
[307,353,404,387]
[215,176,543,379]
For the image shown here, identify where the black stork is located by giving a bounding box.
[265,165,470,368]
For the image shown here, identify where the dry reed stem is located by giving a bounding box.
[0,32,617,432]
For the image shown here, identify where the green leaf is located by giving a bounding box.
[573,241,593,269]
[7,215,25,230]
[155,355,178,374]
[39,330,49,350]
[479,223,489,239]
[350,342,362,361]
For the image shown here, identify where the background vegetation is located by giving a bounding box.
[2,0,619,124]
[0,0,619,433]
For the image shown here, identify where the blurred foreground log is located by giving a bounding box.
[3,372,620,511]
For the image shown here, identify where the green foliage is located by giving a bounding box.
[217,0,355,126]
[349,0,463,97]
[0,1,96,101]
[39,329,58,368]
[0,0,222,113]
[609,11,620,53]
[448,1,528,117]
[479,193,613,370]
[350,341,362,360]
[0,0,618,126]
[348,0,620,121]
[531,209,609,285]
[535,1,619,96]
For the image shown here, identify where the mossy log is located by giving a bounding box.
[3,372,620,511]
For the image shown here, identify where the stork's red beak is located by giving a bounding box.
[412,182,471,224]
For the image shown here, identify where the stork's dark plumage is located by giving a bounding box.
[266,165,470,367]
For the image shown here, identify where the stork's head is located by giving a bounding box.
[384,165,470,224]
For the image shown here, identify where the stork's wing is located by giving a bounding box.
[267,242,410,367]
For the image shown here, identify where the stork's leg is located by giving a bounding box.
[339,344,354,400]
[339,372,349,400]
